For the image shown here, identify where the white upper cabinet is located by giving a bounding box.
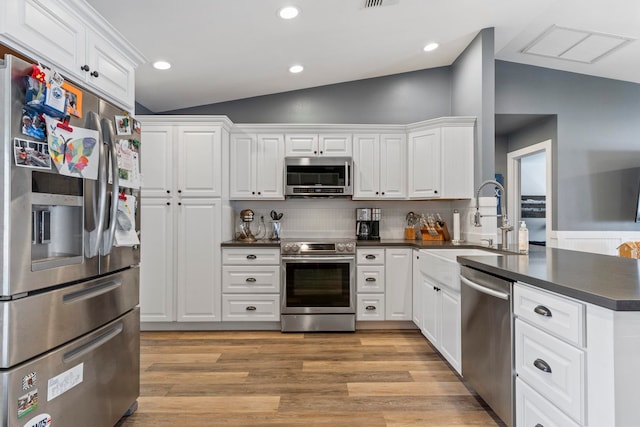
[140,125,173,198]
[408,118,475,199]
[230,133,284,200]
[353,133,406,199]
[408,128,442,198]
[140,120,225,199]
[177,126,223,198]
[285,133,352,157]
[0,0,144,111]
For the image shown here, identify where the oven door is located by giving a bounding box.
[281,255,355,314]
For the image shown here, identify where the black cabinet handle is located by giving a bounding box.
[319,151,323,155]
[166,190,170,194]
[258,192,262,195]
[246,254,257,260]
[80,64,90,72]
[166,202,170,206]
[365,254,376,260]
[252,191,256,195]
[365,277,376,282]
[246,277,257,283]
[434,190,438,194]
[245,306,257,311]
[533,358,552,373]
[535,424,544,427]
[381,192,385,195]
[534,305,552,317]
[90,71,99,78]
[178,202,182,206]
[314,151,317,154]
[365,305,376,311]
[178,189,182,193]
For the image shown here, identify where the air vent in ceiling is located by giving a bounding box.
[362,0,399,9]
[521,25,634,64]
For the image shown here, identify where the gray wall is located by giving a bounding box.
[162,67,452,124]
[451,28,495,187]
[496,61,640,231]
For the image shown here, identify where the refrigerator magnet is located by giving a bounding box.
[13,138,51,170]
[115,115,131,135]
[61,82,83,118]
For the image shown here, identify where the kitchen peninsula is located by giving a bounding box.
[457,245,640,427]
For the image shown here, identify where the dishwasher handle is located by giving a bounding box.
[460,275,510,300]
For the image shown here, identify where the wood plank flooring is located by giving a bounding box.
[116,330,504,426]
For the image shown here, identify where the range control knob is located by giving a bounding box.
[336,243,345,252]
[282,243,292,253]
[291,244,300,252]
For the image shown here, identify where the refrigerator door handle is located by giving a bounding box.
[84,111,108,258]
[63,322,124,363]
[62,279,123,303]
[100,118,120,255]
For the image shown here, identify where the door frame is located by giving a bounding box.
[507,139,552,245]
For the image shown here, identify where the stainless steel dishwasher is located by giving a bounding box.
[460,265,514,427]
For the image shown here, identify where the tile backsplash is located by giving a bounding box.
[228,198,487,241]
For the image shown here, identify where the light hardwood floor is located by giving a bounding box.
[116,330,504,427]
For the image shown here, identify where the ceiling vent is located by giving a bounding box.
[362,0,399,9]
[521,25,634,64]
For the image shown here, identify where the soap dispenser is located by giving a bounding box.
[518,221,529,254]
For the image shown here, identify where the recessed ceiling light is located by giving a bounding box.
[153,61,171,70]
[278,6,299,19]
[289,65,304,73]
[423,43,439,52]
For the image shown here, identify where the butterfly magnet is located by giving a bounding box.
[43,115,100,180]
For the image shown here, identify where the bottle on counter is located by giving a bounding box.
[518,220,529,254]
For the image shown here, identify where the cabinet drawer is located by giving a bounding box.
[357,265,385,292]
[357,248,385,265]
[357,294,385,321]
[222,248,280,265]
[222,294,280,321]
[514,282,585,347]
[516,378,580,427]
[222,266,280,293]
[515,319,584,423]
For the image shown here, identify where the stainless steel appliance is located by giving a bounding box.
[460,265,514,427]
[285,157,352,197]
[281,239,356,332]
[355,208,380,240]
[0,55,140,426]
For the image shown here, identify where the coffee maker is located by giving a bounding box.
[356,208,381,240]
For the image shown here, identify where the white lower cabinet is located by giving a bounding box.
[417,250,461,374]
[514,282,585,425]
[221,248,280,322]
[412,249,422,328]
[222,294,280,322]
[356,248,412,321]
[516,378,581,427]
[140,198,222,323]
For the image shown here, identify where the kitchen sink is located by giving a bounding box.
[418,248,502,291]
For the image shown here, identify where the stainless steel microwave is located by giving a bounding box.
[285,157,353,197]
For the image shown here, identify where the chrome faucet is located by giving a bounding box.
[474,179,513,248]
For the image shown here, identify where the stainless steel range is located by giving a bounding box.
[281,239,356,332]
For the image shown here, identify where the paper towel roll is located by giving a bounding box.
[453,210,461,241]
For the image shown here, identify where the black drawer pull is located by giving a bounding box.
[246,277,257,283]
[365,305,376,311]
[246,306,257,311]
[246,254,257,260]
[365,277,376,282]
[365,254,376,260]
[535,424,544,427]
[533,358,552,373]
[534,305,552,317]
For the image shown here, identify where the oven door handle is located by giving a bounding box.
[282,256,355,261]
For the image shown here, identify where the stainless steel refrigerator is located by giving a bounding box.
[0,55,140,426]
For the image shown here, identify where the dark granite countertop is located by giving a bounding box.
[458,245,640,311]
[221,240,281,248]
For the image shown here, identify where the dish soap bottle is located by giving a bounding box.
[518,221,529,254]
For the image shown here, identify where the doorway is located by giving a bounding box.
[507,140,552,246]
